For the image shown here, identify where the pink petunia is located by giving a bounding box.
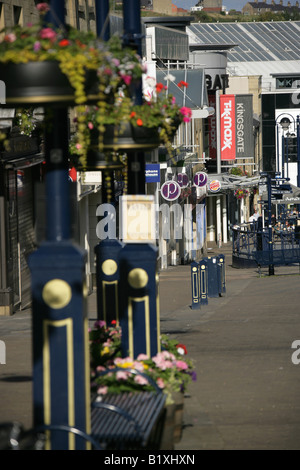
[137,353,149,361]
[134,375,149,386]
[176,360,189,371]
[4,33,16,43]
[33,41,41,52]
[88,122,94,130]
[97,385,108,395]
[120,74,132,86]
[39,27,57,41]
[116,370,130,381]
[156,378,165,389]
[36,3,50,13]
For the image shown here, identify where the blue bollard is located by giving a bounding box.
[95,239,124,325]
[217,254,226,295]
[119,243,160,358]
[191,261,201,309]
[199,258,209,305]
[29,241,90,450]
[207,256,220,298]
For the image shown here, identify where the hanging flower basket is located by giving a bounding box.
[0,3,146,167]
[234,188,249,200]
[1,4,192,169]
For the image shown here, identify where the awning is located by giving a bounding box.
[156,68,208,109]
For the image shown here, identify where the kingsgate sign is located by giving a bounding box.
[220,94,236,161]
[219,94,254,161]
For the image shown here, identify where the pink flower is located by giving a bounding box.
[97,385,108,395]
[120,74,132,86]
[36,3,50,13]
[134,375,149,386]
[156,378,165,389]
[94,320,106,329]
[180,106,192,123]
[137,354,149,361]
[133,361,145,372]
[33,41,41,52]
[176,360,189,371]
[39,28,57,41]
[4,33,16,43]
[76,143,82,150]
[116,370,130,381]
[88,122,94,130]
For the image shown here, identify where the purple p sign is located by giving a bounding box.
[177,173,189,188]
[161,181,181,201]
[194,172,208,187]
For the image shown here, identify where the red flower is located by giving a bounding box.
[178,80,188,88]
[176,343,188,355]
[59,39,70,47]
[136,118,143,126]
[156,82,164,93]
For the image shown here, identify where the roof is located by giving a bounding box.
[187,21,300,62]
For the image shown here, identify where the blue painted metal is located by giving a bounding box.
[45,0,65,28]
[95,0,110,40]
[191,261,200,309]
[119,243,160,358]
[217,254,226,295]
[199,258,209,305]
[28,1,91,450]
[29,242,90,450]
[122,0,143,58]
[45,108,70,242]
[206,256,220,298]
[95,238,124,324]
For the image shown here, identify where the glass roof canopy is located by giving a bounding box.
[188,21,300,62]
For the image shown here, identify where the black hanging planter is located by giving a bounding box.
[0,61,98,107]
[102,122,161,151]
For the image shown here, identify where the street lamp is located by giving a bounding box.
[279,117,291,179]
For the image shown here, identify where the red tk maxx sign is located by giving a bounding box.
[220,94,236,161]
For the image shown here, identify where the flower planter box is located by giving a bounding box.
[160,392,184,450]
[0,61,98,107]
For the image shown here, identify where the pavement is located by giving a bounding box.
[1,243,300,450]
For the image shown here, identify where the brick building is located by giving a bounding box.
[242,0,300,16]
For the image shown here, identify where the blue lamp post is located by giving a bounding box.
[297,116,300,212]
[95,0,110,40]
[29,0,91,450]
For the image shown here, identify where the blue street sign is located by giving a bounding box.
[145,164,160,183]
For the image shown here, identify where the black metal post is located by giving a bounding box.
[267,174,274,275]
[282,134,285,179]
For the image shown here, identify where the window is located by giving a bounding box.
[13,5,22,26]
